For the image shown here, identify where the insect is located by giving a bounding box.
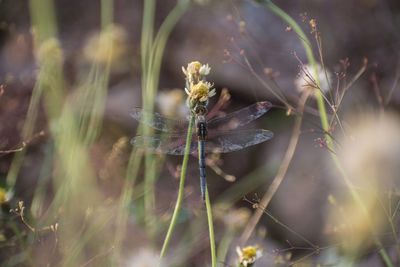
[131,101,273,201]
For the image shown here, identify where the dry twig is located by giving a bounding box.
[239,90,311,245]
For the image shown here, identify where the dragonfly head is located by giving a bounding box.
[193,104,208,116]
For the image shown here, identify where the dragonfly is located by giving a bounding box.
[131,101,274,201]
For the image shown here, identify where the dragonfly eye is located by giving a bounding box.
[194,105,208,115]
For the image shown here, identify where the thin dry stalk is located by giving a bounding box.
[370,73,385,113]
[0,131,45,155]
[385,59,400,105]
[239,90,311,245]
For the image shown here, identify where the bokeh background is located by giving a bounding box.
[1,0,400,266]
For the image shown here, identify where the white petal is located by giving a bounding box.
[256,250,263,259]
[236,246,243,257]
[199,64,211,75]
[200,96,208,102]
[208,89,216,97]
[185,87,190,95]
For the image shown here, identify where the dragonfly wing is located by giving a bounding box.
[131,108,189,133]
[205,129,273,153]
[131,134,197,155]
[207,101,272,131]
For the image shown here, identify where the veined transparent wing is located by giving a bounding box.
[205,129,273,153]
[131,101,271,133]
[130,108,189,133]
[131,133,197,155]
[131,129,273,155]
[207,101,272,131]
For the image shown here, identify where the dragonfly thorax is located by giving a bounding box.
[196,115,207,140]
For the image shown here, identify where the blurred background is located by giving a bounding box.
[1,0,400,266]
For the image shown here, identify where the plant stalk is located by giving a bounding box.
[256,1,394,266]
[159,116,195,259]
[205,187,217,267]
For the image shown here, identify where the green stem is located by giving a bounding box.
[100,0,113,29]
[260,0,329,133]
[140,0,155,82]
[205,187,217,267]
[159,116,195,259]
[379,248,395,267]
[111,146,142,266]
[140,0,156,238]
[140,0,189,239]
[150,0,190,94]
[217,228,235,267]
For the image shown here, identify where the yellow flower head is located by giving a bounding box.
[243,246,258,258]
[83,24,127,65]
[0,188,6,204]
[186,81,215,104]
[0,187,12,204]
[183,61,214,110]
[236,245,262,267]
[187,61,202,75]
[182,61,211,85]
[35,37,64,66]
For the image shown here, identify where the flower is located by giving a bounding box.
[199,63,211,76]
[0,187,12,204]
[156,89,187,117]
[214,204,250,231]
[83,24,127,65]
[328,113,400,254]
[0,188,6,204]
[186,61,202,75]
[182,61,202,81]
[182,61,211,83]
[294,63,331,95]
[182,61,215,110]
[236,245,263,267]
[185,81,215,104]
[127,248,164,267]
[35,37,64,66]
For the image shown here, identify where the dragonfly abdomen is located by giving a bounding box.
[198,140,207,201]
[196,116,208,201]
